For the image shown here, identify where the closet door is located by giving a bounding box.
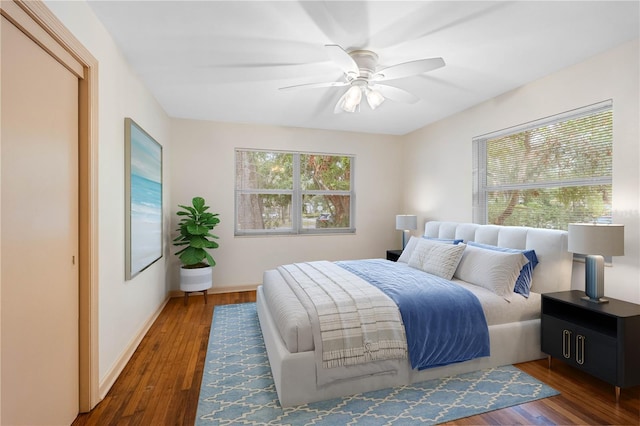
[1,15,79,425]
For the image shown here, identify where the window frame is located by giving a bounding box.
[472,100,613,228]
[234,148,356,236]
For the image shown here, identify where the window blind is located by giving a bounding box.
[473,100,613,229]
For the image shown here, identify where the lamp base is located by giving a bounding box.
[584,254,606,302]
[581,295,609,304]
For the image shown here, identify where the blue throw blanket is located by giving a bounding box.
[336,259,490,370]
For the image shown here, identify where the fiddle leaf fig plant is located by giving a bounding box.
[173,197,220,268]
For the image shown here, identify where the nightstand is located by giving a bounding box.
[386,250,402,262]
[541,290,640,401]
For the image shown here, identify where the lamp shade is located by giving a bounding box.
[396,215,417,231]
[568,223,624,256]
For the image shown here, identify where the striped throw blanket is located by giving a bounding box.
[278,261,407,368]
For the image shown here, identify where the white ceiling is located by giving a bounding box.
[87,1,639,135]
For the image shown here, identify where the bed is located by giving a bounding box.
[256,221,572,407]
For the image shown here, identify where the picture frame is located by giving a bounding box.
[125,117,163,279]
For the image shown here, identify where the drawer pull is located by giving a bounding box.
[576,334,586,365]
[562,329,572,359]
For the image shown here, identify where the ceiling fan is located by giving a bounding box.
[279,45,445,113]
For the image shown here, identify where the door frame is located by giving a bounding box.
[0,0,100,412]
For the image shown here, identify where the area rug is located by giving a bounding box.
[196,303,559,425]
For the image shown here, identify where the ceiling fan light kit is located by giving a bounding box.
[336,85,362,113]
[365,87,385,110]
[335,81,385,113]
[279,44,445,114]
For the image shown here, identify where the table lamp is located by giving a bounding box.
[396,215,417,249]
[568,223,624,303]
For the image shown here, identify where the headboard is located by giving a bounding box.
[424,221,572,294]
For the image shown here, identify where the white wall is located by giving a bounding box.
[44,1,172,387]
[170,119,403,291]
[403,39,640,304]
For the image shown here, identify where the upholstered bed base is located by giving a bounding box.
[258,286,544,407]
[257,221,573,407]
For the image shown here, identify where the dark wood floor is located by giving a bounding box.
[74,291,639,425]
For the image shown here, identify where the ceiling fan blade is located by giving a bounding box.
[374,84,420,104]
[375,58,445,81]
[279,81,349,92]
[299,2,371,50]
[325,45,359,77]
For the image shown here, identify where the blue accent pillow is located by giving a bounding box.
[467,242,538,298]
[423,236,464,245]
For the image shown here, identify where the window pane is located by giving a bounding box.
[235,149,355,235]
[302,194,351,229]
[236,193,292,231]
[487,185,612,229]
[300,154,351,191]
[236,150,293,190]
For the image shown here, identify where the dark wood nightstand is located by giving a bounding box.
[386,250,402,262]
[541,290,640,401]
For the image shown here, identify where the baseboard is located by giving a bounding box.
[168,283,259,299]
[98,295,171,399]
[94,284,270,403]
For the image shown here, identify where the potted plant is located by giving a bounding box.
[173,197,220,299]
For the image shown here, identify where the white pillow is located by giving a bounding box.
[453,244,529,299]
[407,238,466,280]
[397,236,420,263]
[398,236,462,264]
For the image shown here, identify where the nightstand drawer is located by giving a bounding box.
[542,314,617,383]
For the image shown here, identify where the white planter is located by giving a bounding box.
[180,265,212,292]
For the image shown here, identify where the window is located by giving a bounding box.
[235,149,355,235]
[473,100,613,230]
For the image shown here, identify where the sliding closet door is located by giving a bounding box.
[1,15,79,425]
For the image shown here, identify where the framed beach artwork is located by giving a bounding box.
[125,117,163,279]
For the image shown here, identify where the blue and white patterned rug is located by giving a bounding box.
[196,303,558,425]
